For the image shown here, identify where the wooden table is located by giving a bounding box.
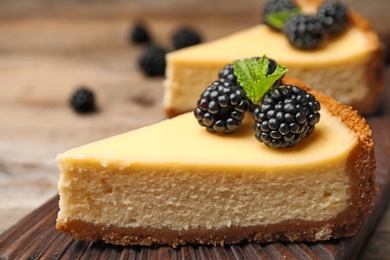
[0,1,389,259]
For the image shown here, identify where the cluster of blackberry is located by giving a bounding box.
[194,57,281,134]
[194,58,321,148]
[130,22,202,76]
[263,0,349,49]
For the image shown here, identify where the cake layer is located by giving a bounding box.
[164,14,384,117]
[57,107,353,229]
[56,80,376,247]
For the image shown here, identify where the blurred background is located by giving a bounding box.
[0,0,389,258]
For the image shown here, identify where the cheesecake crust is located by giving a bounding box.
[56,216,362,248]
[56,77,376,247]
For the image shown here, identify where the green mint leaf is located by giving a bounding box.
[234,56,288,105]
[233,58,257,100]
[265,8,301,30]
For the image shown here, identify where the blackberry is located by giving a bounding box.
[138,44,166,76]
[194,79,249,134]
[70,87,96,113]
[284,14,326,50]
[218,63,238,85]
[253,85,321,148]
[263,0,299,31]
[172,27,202,50]
[130,22,151,44]
[317,0,349,35]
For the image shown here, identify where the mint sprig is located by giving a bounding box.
[265,8,301,30]
[233,56,288,105]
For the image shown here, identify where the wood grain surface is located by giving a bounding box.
[0,0,389,259]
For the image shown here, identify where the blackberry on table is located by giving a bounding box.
[317,0,349,35]
[283,14,326,50]
[253,85,321,148]
[138,44,166,76]
[130,22,151,44]
[194,79,249,134]
[172,27,202,50]
[263,0,299,31]
[70,87,96,113]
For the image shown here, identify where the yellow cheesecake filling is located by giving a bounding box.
[167,25,371,66]
[57,108,356,231]
[164,24,379,115]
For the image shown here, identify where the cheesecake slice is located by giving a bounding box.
[56,78,376,247]
[164,6,384,117]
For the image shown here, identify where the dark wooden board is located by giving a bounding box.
[0,0,389,258]
[0,114,389,260]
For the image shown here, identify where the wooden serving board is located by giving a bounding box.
[0,115,389,260]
